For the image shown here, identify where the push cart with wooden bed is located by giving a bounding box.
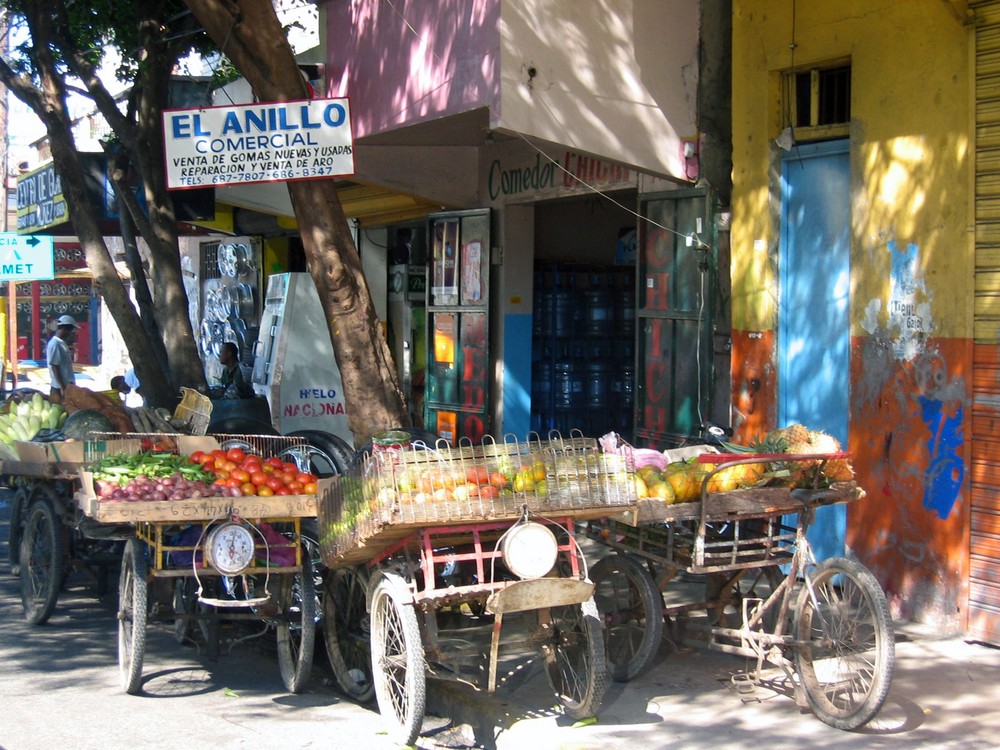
[316,431,638,747]
[6,431,323,696]
[586,450,896,731]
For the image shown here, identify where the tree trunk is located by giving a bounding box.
[0,3,173,408]
[184,0,408,445]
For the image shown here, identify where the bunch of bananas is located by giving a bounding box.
[0,393,68,445]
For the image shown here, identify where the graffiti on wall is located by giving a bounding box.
[858,238,965,520]
[862,240,933,361]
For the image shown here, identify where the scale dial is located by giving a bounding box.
[206,522,255,576]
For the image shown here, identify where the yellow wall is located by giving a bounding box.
[732,0,972,337]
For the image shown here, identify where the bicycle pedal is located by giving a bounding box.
[730,672,759,700]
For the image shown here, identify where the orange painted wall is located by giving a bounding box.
[730,329,776,441]
[849,336,970,625]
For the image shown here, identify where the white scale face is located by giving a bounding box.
[207,522,255,576]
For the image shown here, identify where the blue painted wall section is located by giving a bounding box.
[919,396,965,520]
[502,313,532,439]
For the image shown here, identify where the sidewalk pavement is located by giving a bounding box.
[424,618,1000,750]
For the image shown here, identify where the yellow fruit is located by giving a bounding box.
[532,461,547,482]
[665,468,701,502]
[649,481,676,503]
[513,472,535,492]
[633,476,649,499]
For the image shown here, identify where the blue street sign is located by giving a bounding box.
[0,233,55,281]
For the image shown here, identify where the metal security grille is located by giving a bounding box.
[971,0,1000,645]
[201,241,222,281]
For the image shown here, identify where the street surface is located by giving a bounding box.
[1,488,1000,749]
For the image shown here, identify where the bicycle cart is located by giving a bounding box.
[3,444,124,624]
[317,432,637,746]
[7,431,323,696]
[587,451,895,731]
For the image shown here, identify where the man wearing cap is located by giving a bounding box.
[46,314,79,399]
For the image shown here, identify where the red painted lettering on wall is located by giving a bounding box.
[461,385,485,409]
[462,414,486,443]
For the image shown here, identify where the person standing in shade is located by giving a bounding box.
[216,341,253,399]
[46,314,79,400]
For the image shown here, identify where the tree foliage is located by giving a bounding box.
[0,0,212,406]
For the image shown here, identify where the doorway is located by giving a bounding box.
[779,139,850,560]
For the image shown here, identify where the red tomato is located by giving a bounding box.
[297,473,317,485]
[466,465,490,485]
[281,462,299,475]
[226,448,246,463]
[303,482,318,495]
[488,472,508,488]
[240,482,257,496]
[479,484,499,499]
[250,471,269,487]
[275,486,293,496]
[211,449,227,462]
[280,471,297,486]
[287,481,304,494]
[189,450,206,464]
[266,475,283,491]
[266,456,284,469]
[225,478,242,489]
[230,469,251,484]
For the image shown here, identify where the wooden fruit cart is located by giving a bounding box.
[317,431,638,747]
[3,438,124,623]
[586,451,896,731]
[6,432,323,696]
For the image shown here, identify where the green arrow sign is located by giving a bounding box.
[0,233,55,281]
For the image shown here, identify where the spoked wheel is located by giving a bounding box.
[591,554,663,681]
[370,573,426,746]
[7,486,29,571]
[119,539,149,695]
[323,565,375,702]
[173,577,214,646]
[274,552,317,693]
[709,564,785,631]
[19,494,65,625]
[794,557,895,730]
[539,597,608,720]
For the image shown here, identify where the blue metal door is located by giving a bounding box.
[779,140,850,561]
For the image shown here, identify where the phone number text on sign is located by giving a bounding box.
[162,98,355,189]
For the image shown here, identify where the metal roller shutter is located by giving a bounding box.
[972,0,1000,645]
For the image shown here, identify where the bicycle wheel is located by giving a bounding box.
[540,597,608,720]
[7,486,29,570]
[591,554,662,681]
[370,573,426,746]
[323,565,375,702]
[710,564,786,631]
[275,552,317,693]
[119,539,148,695]
[794,557,895,730]
[19,495,65,625]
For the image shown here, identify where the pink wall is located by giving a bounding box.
[325,0,501,139]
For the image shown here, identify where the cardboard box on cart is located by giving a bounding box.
[75,435,332,524]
